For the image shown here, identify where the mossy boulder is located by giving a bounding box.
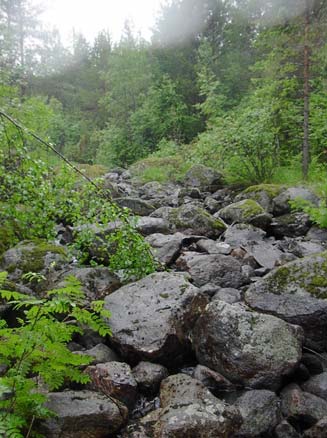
[236,184,284,213]
[183,164,224,193]
[217,199,272,230]
[245,251,327,350]
[152,203,226,238]
[0,240,67,289]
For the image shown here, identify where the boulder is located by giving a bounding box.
[306,226,327,242]
[196,239,232,255]
[204,196,221,214]
[223,223,266,247]
[41,390,127,438]
[281,384,327,430]
[138,182,179,207]
[212,287,241,304]
[86,361,138,408]
[115,197,156,216]
[303,417,327,437]
[145,233,184,265]
[302,372,327,401]
[183,164,224,193]
[274,420,301,438]
[136,217,170,236]
[245,252,327,350]
[269,212,312,238]
[75,343,120,365]
[0,240,67,289]
[104,272,208,364]
[157,374,242,437]
[192,301,303,388]
[152,203,227,238]
[273,187,319,216]
[176,252,245,288]
[235,184,284,213]
[233,390,281,437]
[132,362,168,395]
[217,199,272,230]
[243,241,284,270]
[192,365,235,392]
[52,266,121,301]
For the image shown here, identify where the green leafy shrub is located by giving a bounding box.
[0,272,111,438]
[0,141,156,281]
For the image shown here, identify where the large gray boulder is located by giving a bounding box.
[176,252,245,288]
[104,272,208,364]
[183,164,224,193]
[245,252,327,350]
[192,301,303,389]
[41,390,127,438]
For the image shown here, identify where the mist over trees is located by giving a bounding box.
[1,0,327,182]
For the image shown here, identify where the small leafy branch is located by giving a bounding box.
[290,193,327,229]
[0,272,111,438]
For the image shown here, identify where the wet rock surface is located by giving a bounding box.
[104,272,208,364]
[41,390,127,438]
[192,301,303,388]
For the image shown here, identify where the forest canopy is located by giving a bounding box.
[1,0,327,183]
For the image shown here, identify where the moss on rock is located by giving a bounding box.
[250,251,327,299]
[1,240,67,277]
[243,184,284,199]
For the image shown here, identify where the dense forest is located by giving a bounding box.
[1,0,327,183]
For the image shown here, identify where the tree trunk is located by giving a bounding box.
[302,0,310,179]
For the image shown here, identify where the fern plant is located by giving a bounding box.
[0,272,111,438]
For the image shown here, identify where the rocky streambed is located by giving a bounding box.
[2,164,327,437]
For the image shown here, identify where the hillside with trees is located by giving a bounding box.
[1,0,327,182]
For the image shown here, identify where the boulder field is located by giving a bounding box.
[2,165,327,437]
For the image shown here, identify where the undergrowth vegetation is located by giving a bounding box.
[0,273,111,438]
[0,139,156,280]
